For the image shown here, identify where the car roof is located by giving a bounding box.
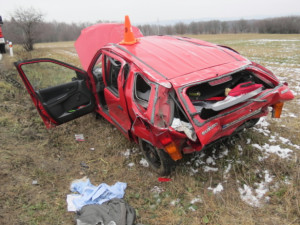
[111,35,248,82]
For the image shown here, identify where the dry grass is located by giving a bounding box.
[0,34,299,225]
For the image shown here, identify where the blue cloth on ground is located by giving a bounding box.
[67,177,127,211]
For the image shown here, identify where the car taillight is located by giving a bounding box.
[160,134,182,161]
[272,102,284,118]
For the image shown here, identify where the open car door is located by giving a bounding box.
[14,58,95,128]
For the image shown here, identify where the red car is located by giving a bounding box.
[15,16,294,175]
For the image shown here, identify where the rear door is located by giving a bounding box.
[15,58,95,128]
[102,51,132,137]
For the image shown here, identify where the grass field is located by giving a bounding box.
[0,34,299,225]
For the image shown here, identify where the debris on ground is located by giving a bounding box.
[66,177,127,211]
[32,180,38,185]
[158,177,172,182]
[75,134,85,141]
[76,198,136,225]
[80,162,89,168]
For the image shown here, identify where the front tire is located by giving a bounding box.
[139,139,174,176]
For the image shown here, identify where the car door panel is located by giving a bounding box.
[101,51,132,136]
[14,58,95,127]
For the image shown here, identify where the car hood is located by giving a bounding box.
[75,23,143,71]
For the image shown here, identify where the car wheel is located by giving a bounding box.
[139,139,174,176]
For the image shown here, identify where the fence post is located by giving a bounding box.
[9,41,13,57]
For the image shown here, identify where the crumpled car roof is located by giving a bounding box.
[75,23,143,71]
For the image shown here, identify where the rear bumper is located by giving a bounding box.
[188,84,294,152]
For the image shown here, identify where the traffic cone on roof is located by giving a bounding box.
[120,15,137,45]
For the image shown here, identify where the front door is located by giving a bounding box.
[14,58,95,128]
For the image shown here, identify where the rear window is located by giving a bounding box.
[134,74,151,108]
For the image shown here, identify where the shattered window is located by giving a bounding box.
[104,56,121,96]
[134,74,151,108]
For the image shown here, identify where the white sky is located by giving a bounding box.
[1,0,300,25]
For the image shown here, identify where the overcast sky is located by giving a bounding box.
[1,0,300,25]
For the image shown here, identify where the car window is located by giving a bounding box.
[104,56,121,96]
[134,73,151,108]
[92,54,102,78]
[20,62,79,90]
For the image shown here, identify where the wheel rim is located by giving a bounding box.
[143,142,161,169]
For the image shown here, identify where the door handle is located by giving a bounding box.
[117,105,123,111]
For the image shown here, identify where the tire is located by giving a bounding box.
[139,139,174,176]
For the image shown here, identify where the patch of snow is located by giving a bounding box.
[239,184,261,207]
[252,143,293,159]
[188,206,196,211]
[122,149,131,158]
[170,198,180,206]
[252,127,270,136]
[224,163,232,178]
[279,137,290,144]
[151,186,163,194]
[238,170,274,207]
[190,167,199,176]
[218,147,229,158]
[190,197,202,204]
[269,135,276,143]
[264,170,273,183]
[249,39,300,42]
[288,113,297,118]
[128,162,135,167]
[284,176,291,185]
[206,156,215,165]
[257,117,270,127]
[139,158,149,167]
[204,166,218,172]
[246,139,251,144]
[208,183,224,194]
[252,144,263,151]
[237,145,243,155]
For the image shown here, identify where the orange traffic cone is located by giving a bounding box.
[120,15,138,45]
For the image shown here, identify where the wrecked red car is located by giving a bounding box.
[15,16,294,175]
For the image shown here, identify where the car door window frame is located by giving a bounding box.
[104,55,122,97]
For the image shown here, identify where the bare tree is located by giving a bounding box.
[11,7,43,51]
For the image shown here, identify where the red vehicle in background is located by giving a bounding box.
[14,16,294,175]
[0,16,6,54]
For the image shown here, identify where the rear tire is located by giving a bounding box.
[139,139,174,176]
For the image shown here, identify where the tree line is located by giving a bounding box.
[2,11,299,50]
[138,16,300,35]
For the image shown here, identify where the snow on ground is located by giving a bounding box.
[139,158,149,167]
[249,39,300,43]
[252,143,293,160]
[122,149,131,158]
[208,183,224,194]
[151,186,163,194]
[170,198,180,206]
[203,166,218,172]
[190,197,202,204]
[238,170,273,207]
